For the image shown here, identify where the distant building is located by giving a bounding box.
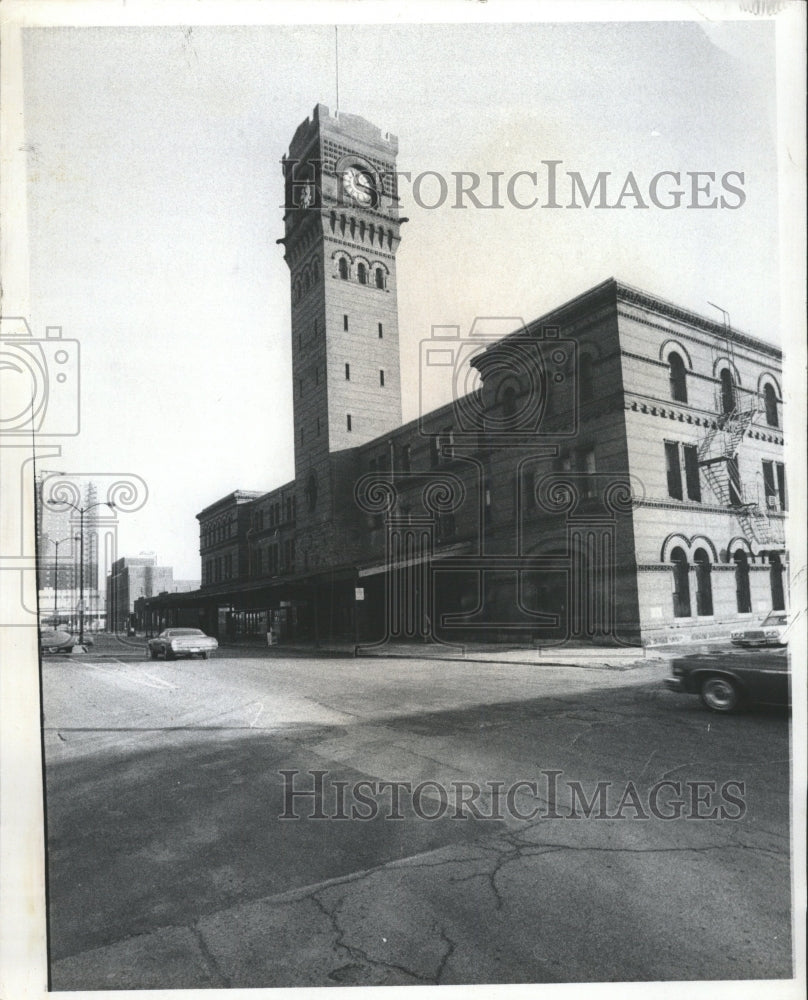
[142,105,787,647]
[105,556,191,633]
[36,475,105,629]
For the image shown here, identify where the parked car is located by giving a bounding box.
[730,611,789,648]
[664,646,790,713]
[147,628,218,660]
[40,629,79,654]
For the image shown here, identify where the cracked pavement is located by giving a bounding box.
[42,642,793,989]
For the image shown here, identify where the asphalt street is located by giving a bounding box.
[41,638,793,989]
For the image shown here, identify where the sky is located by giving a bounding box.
[17,13,785,579]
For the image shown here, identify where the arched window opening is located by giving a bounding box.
[357,262,367,285]
[719,368,735,415]
[338,257,349,280]
[580,355,594,403]
[669,352,688,403]
[769,554,785,611]
[671,547,691,618]
[763,383,779,428]
[733,550,751,614]
[375,268,385,289]
[694,548,714,617]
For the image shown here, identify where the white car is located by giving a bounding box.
[147,628,218,660]
[730,611,789,648]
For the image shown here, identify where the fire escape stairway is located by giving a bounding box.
[697,401,779,546]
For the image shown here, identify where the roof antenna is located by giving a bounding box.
[334,26,340,116]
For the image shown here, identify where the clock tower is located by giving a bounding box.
[280,104,405,502]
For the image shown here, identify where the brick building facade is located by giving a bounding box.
[141,105,787,647]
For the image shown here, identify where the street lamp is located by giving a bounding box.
[45,497,115,645]
[47,537,72,626]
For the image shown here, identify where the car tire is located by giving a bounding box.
[700,675,741,713]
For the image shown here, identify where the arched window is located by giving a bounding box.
[338,257,349,280]
[580,355,594,403]
[668,352,688,403]
[769,554,785,611]
[719,368,735,415]
[733,550,751,614]
[694,548,713,617]
[375,268,385,290]
[357,262,367,285]
[763,383,779,428]
[671,547,691,618]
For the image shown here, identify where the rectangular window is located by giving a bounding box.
[347,413,352,431]
[378,322,383,338]
[764,460,787,511]
[776,462,787,512]
[343,314,349,331]
[683,444,701,501]
[665,442,683,500]
[727,455,741,506]
[345,362,350,380]
[379,369,385,387]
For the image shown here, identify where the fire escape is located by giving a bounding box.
[697,325,784,548]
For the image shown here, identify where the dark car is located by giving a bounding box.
[40,629,78,654]
[664,646,790,713]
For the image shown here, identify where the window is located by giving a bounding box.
[502,385,517,418]
[347,413,352,431]
[580,355,594,403]
[579,447,596,497]
[769,554,785,611]
[762,460,787,512]
[763,384,779,427]
[719,368,735,415]
[733,551,751,614]
[671,548,691,618]
[379,369,385,387]
[338,257,348,280]
[357,263,367,285]
[694,549,713,617]
[668,352,688,403]
[378,322,384,338]
[437,512,456,542]
[665,442,683,500]
[343,314,349,331]
[375,269,385,290]
[727,455,741,506]
[683,444,701,501]
[345,363,350,380]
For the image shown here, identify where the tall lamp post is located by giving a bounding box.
[46,498,115,645]
[47,537,71,626]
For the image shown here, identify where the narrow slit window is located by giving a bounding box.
[379,369,385,387]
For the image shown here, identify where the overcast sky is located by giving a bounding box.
[21,15,782,578]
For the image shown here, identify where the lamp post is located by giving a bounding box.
[46,498,115,645]
[48,537,71,626]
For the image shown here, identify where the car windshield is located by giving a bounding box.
[164,629,204,637]
[761,613,787,627]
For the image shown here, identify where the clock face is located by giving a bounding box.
[342,166,376,207]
